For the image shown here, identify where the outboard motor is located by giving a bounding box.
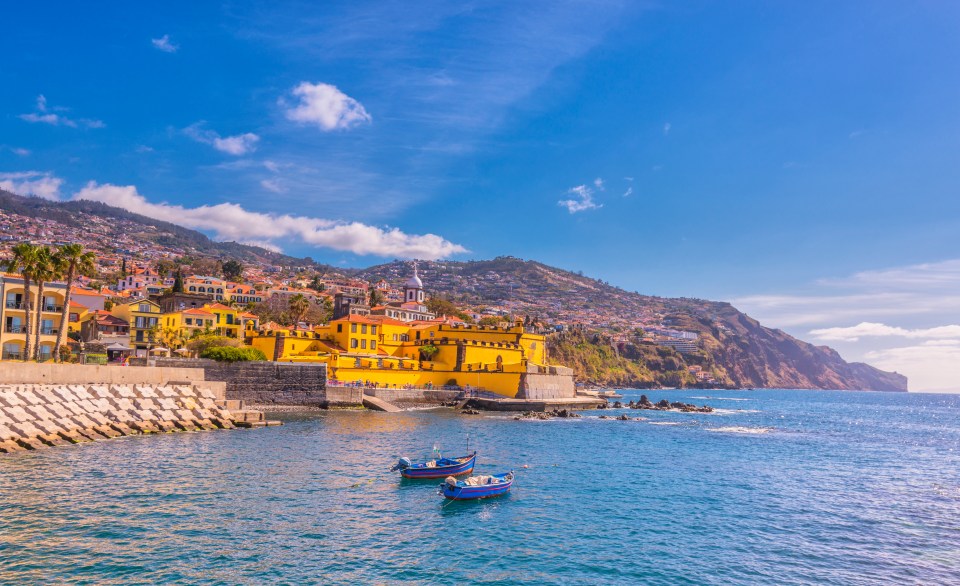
[391,457,412,472]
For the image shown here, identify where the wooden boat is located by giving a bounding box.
[439,471,515,500]
[391,452,477,479]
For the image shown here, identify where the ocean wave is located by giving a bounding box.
[689,396,751,401]
[709,408,761,415]
[647,421,685,426]
[708,426,774,434]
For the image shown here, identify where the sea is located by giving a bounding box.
[1,389,958,585]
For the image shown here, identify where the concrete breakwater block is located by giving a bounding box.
[0,382,269,456]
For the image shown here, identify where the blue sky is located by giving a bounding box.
[2,1,960,390]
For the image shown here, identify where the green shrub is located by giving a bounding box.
[200,346,267,362]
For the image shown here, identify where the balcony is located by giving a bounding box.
[5,326,24,333]
[42,305,64,313]
[5,302,23,310]
[2,352,23,360]
[39,328,59,335]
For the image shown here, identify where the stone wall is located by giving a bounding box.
[150,359,346,407]
[0,383,236,454]
[362,388,461,404]
[517,368,577,400]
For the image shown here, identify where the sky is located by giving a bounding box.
[2,1,959,391]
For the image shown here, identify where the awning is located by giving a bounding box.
[106,343,131,351]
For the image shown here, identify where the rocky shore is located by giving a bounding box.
[597,394,714,413]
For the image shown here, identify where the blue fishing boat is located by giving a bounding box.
[439,471,515,500]
[391,452,477,479]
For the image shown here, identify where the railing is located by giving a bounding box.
[2,352,23,360]
[42,305,64,313]
[5,326,24,333]
[5,302,23,309]
[39,328,58,335]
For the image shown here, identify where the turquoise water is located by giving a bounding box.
[1,389,959,585]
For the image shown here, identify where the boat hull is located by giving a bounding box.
[440,473,514,500]
[399,453,477,479]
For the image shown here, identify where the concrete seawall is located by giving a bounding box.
[0,383,237,454]
[360,388,461,404]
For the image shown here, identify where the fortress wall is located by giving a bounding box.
[150,359,337,407]
[517,372,577,400]
[0,383,237,454]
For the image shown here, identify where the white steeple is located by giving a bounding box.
[404,261,424,303]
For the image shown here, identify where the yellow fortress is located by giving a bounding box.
[249,265,574,399]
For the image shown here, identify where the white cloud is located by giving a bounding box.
[663,122,671,136]
[593,177,604,190]
[18,95,103,129]
[0,171,63,200]
[152,34,178,53]
[185,123,260,155]
[260,179,284,193]
[558,184,602,214]
[282,82,372,131]
[212,133,260,156]
[11,147,31,156]
[623,187,633,197]
[734,258,960,392]
[810,322,960,343]
[864,342,960,393]
[72,181,466,259]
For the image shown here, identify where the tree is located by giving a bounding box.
[289,293,310,328]
[52,244,96,362]
[222,260,243,282]
[3,243,38,360]
[185,334,242,356]
[369,287,384,307]
[31,246,58,360]
[120,258,127,278]
[155,327,187,350]
[172,267,184,293]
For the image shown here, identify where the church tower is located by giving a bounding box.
[404,261,425,304]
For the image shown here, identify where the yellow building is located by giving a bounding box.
[204,303,243,338]
[0,273,69,361]
[249,315,551,397]
[159,307,216,339]
[110,298,161,353]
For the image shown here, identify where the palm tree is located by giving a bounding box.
[289,293,310,329]
[53,244,97,362]
[2,243,38,360]
[31,246,58,361]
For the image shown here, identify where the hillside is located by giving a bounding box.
[0,192,906,391]
[358,259,907,392]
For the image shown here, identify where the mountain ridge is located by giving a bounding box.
[0,190,907,391]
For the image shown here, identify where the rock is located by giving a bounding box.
[639,394,653,407]
[598,415,609,419]
[656,399,671,409]
[612,401,623,409]
[616,414,631,421]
